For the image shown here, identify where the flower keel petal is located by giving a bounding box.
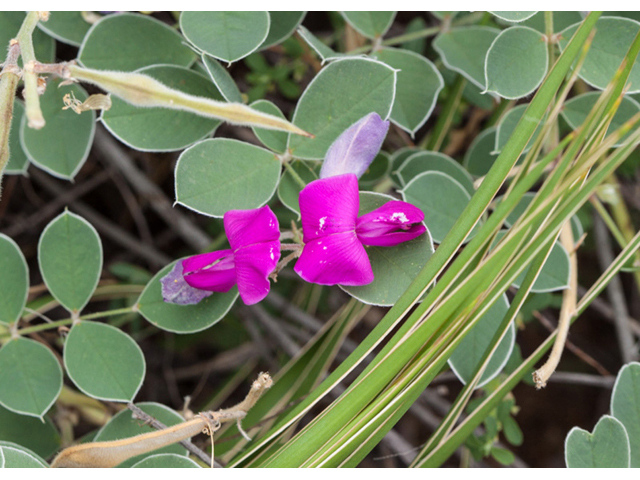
[294,231,373,286]
[234,241,281,305]
[356,201,426,247]
[183,251,237,292]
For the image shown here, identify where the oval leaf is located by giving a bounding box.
[0,338,62,418]
[250,100,288,153]
[559,17,640,93]
[433,26,501,89]
[79,13,196,71]
[0,445,47,468]
[490,11,538,22]
[202,55,243,103]
[37,11,91,47]
[390,146,420,187]
[341,192,435,306]
[38,211,102,314]
[396,151,475,194]
[180,11,270,63]
[288,57,396,160]
[277,160,320,216]
[64,321,145,402]
[373,48,444,135]
[175,138,281,217]
[448,294,515,388]
[341,11,396,39]
[611,362,640,467]
[101,65,222,152]
[5,100,29,175]
[137,260,239,334]
[132,453,200,468]
[0,12,54,64]
[402,171,480,243]
[94,402,187,468]
[521,12,583,34]
[463,127,499,177]
[485,26,548,99]
[565,415,630,468]
[0,406,61,459]
[0,234,28,325]
[261,12,306,49]
[360,151,391,185]
[561,92,640,147]
[20,80,95,180]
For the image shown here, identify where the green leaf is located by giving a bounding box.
[137,260,238,333]
[0,234,28,325]
[94,402,187,467]
[202,55,243,103]
[79,13,195,71]
[101,65,222,152]
[341,192,435,306]
[611,362,640,467]
[495,103,544,153]
[433,26,501,89]
[175,138,281,217]
[5,100,29,175]
[0,406,61,459]
[448,294,515,387]
[64,321,145,402]
[561,92,640,147]
[402,171,480,243]
[565,415,630,468]
[261,12,306,49]
[360,151,391,185]
[463,126,499,177]
[20,80,95,180]
[0,338,62,418]
[250,100,288,153]
[559,17,640,93]
[485,26,548,100]
[490,446,515,465]
[490,11,538,23]
[502,415,524,446]
[492,230,570,293]
[521,11,583,33]
[401,17,428,54]
[132,453,200,468]
[0,12,54,64]
[277,160,320,216]
[341,12,396,39]
[372,48,444,135]
[180,11,270,63]
[389,146,419,186]
[396,151,475,194]
[37,11,91,46]
[0,445,47,468]
[38,211,102,314]
[296,26,345,63]
[288,57,396,160]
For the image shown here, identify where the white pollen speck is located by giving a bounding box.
[323,246,327,250]
[391,212,409,223]
[319,216,327,229]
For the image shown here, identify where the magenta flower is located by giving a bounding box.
[161,205,280,305]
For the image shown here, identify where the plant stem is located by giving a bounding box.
[17,11,45,129]
[282,159,307,189]
[424,75,466,151]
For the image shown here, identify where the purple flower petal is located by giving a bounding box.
[299,174,359,243]
[356,201,426,247]
[234,241,281,305]
[320,113,390,179]
[182,249,237,292]
[160,261,214,305]
[294,231,373,286]
[224,205,280,250]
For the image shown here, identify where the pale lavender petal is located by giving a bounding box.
[294,231,373,286]
[224,205,280,251]
[183,250,237,292]
[161,261,214,305]
[234,240,281,305]
[299,174,359,243]
[320,113,390,179]
[356,201,426,247]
